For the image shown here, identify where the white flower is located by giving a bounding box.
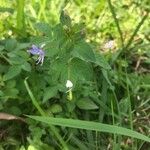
[66,80,73,88]
[103,40,115,49]
[66,80,73,93]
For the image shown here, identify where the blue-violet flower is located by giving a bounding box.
[27,45,45,65]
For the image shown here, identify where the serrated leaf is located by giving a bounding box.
[72,41,95,62]
[43,86,58,103]
[70,58,93,81]
[76,99,99,110]
[3,66,21,81]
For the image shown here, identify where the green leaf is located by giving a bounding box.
[72,41,95,62]
[3,66,21,81]
[34,23,52,37]
[49,58,68,83]
[8,56,25,65]
[45,41,59,57]
[49,104,62,114]
[6,80,16,88]
[5,39,17,51]
[43,86,58,103]
[60,10,71,27]
[95,52,111,70]
[31,36,50,45]
[27,116,150,143]
[21,62,31,72]
[76,99,99,110]
[70,58,94,81]
[15,43,30,51]
[3,88,19,98]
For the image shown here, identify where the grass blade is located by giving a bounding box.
[27,115,150,143]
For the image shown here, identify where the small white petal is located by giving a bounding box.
[36,56,41,64]
[41,43,46,48]
[104,40,114,49]
[66,80,73,88]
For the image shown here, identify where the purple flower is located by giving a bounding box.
[27,45,45,65]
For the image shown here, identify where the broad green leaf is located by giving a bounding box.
[3,66,21,81]
[21,62,31,72]
[16,51,29,60]
[43,86,58,103]
[49,58,68,83]
[45,41,59,57]
[15,43,30,51]
[27,116,150,143]
[8,56,25,65]
[6,80,16,88]
[76,99,99,110]
[72,41,95,62]
[5,39,17,51]
[3,88,19,98]
[70,58,94,81]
